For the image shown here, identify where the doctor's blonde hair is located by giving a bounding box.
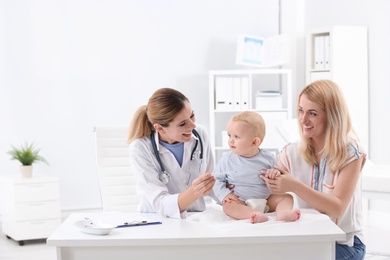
[127,88,189,144]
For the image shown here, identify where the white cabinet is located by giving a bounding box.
[209,69,292,161]
[0,174,61,245]
[305,26,369,152]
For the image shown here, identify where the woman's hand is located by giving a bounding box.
[191,172,215,198]
[260,166,296,193]
[262,168,281,180]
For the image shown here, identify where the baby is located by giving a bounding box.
[213,111,300,223]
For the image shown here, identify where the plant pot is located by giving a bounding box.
[20,165,33,178]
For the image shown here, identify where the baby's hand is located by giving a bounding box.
[261,168,281,180]
[223,193,239,204]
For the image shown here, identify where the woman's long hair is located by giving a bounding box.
[127,88,189,144]
[298,80,356,173]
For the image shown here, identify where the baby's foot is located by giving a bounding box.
[250,212,268,224]
[276,209,301,222]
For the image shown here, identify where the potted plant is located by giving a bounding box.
[8,142,49,178]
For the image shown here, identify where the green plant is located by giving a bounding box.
[8,142,49,166]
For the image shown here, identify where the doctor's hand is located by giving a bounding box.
[178,173,215,212]
[191,172,215,198]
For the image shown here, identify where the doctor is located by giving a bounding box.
[128,88,216,219]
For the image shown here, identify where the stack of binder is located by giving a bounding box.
[313,35,330,70]
[215,77,249,111]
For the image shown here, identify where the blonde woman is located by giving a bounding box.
[261,80,366,259]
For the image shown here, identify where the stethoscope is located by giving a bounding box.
[150,129,203,184]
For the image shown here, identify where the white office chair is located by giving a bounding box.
[94,125,139,212]
[276,118,300,144]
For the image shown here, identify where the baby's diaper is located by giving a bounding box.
[245,198,269,213]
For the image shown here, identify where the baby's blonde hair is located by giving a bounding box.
[231,111,266,141]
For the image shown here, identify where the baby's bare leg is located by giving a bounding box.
[223,200,268,223]
[267,194,301,222]
[250,212,268,224]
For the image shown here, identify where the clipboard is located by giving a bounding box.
[116,220,162,228]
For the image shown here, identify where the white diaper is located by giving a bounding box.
[245,198,269,213]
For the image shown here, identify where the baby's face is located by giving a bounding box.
[226,120,258,157]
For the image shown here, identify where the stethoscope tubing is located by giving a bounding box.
[150,129,203,184]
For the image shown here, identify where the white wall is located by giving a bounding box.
[0,0,279,211]
[280,0,306,118]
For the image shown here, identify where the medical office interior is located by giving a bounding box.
[1,0,390,259]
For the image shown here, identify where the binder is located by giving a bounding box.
[215,77,227,110]
[324,35,330,69]
[319,36,325,69]
[240,77,249,109]
[233,77,241,110]
[314,36,325,70]
[225,77,234,110]
[314,36,319,69]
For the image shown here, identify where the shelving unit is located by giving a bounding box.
[0,174,61,245]
[305,26,369,152]
[209,69,292,161]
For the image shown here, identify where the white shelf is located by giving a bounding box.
[208,69,292,161]
[213,109,289,113]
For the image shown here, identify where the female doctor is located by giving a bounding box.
[128,88,216,219]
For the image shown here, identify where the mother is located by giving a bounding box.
[261,80,366,259]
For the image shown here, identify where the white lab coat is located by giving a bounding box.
[129,124,214,219]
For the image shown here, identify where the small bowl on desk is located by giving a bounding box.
[75,218,116,235]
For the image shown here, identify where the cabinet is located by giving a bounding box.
[305,26,369,152]
[0,174,61,245]
[209,69,292,161]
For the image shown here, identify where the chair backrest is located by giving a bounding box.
[94,125,139,212]
[276,118,300,144]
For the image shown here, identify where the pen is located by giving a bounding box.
[116,221,162,228]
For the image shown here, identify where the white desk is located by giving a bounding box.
[47,209,345,260]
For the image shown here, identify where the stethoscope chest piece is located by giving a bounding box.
[159,171,171,185]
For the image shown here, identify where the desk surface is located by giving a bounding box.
[47,208,345,247]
